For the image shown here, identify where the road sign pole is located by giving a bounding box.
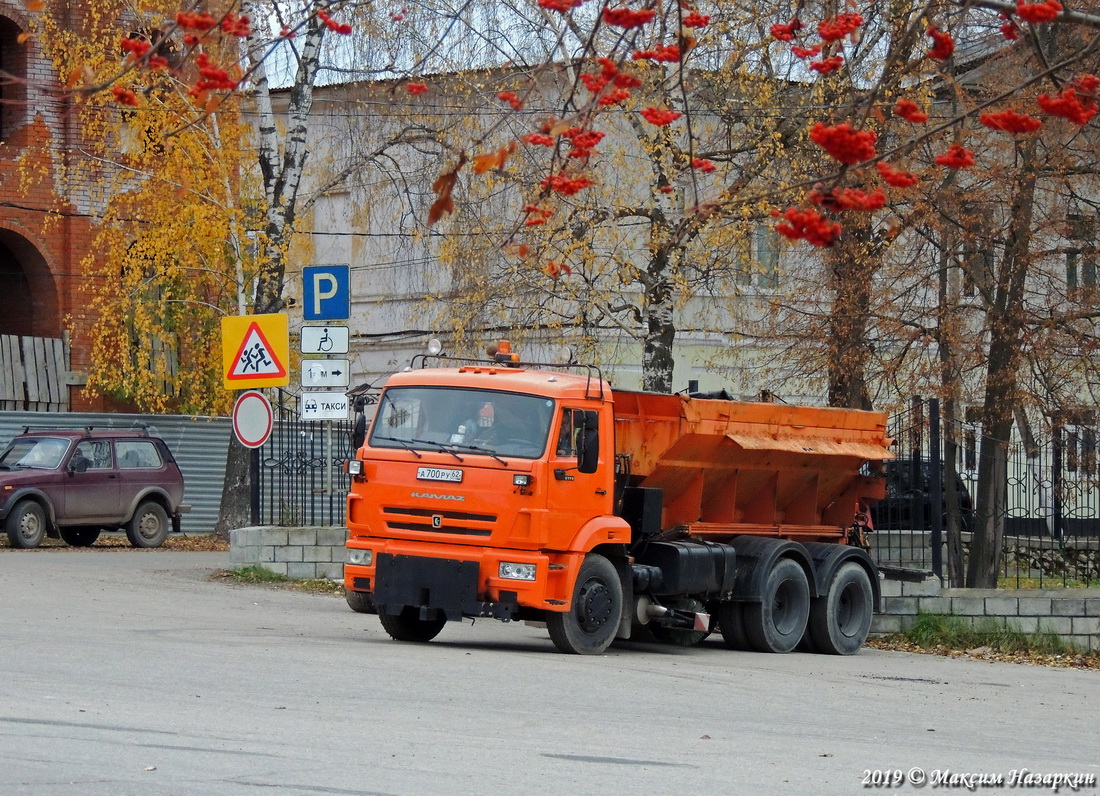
[250,446,260,525]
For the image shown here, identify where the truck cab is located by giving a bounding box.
[345,361,631,648]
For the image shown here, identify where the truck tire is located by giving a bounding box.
[808,562,874,655]
[126,501,170,548]
[378,607,446,642]
[59,526,101,547]
[717,602,752,650]
[743,558,810,653]
[345,589,376,614]
[6,500,47,549]
[546,554,622,655]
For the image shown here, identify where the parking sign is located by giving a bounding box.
[303,265,350,320]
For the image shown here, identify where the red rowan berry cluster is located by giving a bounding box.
[773,207,842,247]
[979,109,1042,134]
[817,13,863,42]
[810,123,877,164]
[934,143,975,169]
[602,8,655,29]
[876,162,920,188]
[640,107,682,126]
[894,99,928,123]
[1015,0,1063,24]
[926,26,955,61]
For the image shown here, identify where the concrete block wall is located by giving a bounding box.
[230,526,348,580]
[875,575,1100,652]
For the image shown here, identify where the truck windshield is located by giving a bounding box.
[370,387,554,460]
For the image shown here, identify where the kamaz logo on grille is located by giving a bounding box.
[410,492,465,501]
[432,515,443,528]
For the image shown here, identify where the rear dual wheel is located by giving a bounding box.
[808,562,874,655]
[719,558,810,654]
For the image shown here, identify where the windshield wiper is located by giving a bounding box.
[410,439,466,462]
[443,443,508,466]
[372,436,423,459]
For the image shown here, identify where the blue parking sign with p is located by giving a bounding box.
[303,265,350,320]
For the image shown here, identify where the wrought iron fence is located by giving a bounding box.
[252,389,357,527]
[872,398,1100,587]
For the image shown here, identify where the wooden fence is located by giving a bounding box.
[0,334,76,412]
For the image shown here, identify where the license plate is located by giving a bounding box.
[416,466,463,483]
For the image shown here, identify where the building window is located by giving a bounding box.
[1066,213,1097,297]
[0,16,28,141]
[736,226,779,289]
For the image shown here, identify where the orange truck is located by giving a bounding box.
[344,343,892,655]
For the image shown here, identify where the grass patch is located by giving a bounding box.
[221,566,344,595]
[903,612,1073,656]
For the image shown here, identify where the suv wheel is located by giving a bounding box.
[126,501,169,548]
[6,500,47,549]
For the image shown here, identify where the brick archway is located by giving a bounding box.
[0,227,60,337]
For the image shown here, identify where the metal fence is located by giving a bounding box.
[872,398,1100,587]
[252,390,356,527]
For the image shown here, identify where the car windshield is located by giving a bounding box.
[0,437,70,470]
[370,386,554,459]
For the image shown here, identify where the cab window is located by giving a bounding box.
[117,440,163,469]
[74,440,113,470]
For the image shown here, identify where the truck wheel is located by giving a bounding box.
[743,558,810,653]
[126,501,169,548]
[546,554,622,655]
[6,500,47,549]
[59,526,101,547]
[809,562,874,655]
[717,602,752,650]
[378,607,446,642]
[345,589,376,614]
[651,598,709,646]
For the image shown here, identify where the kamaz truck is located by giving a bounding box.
[344,342,892,655]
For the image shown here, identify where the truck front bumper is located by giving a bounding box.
[345,540,573,621]
[372,553,517,621]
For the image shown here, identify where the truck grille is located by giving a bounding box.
[382,506,496,537]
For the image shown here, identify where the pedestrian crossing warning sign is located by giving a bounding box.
[221,313,290,389]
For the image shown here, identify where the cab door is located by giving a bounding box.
[61,439,121,524]
[544,407,614,550]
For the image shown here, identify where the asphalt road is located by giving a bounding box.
[1,550,1097,795]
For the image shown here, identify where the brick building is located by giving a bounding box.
[0,1,108,411]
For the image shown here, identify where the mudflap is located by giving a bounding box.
[373,553,518,622]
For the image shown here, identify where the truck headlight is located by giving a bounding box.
[347,548,373,566]
[498,561,536,581]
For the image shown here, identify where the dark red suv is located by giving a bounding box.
[0,428,189,549]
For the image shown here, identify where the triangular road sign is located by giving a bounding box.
[221,313,290,389]
[227,322,288,381]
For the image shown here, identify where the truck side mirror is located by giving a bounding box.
[577,410,599,474]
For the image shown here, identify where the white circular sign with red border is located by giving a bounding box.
[233,390,274,449]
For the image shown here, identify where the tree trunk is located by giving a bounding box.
[966,141,1037,587]
[214,436,252,541]
[642,250,676,394]
[215,13,327,535]
[825,220,876,410]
